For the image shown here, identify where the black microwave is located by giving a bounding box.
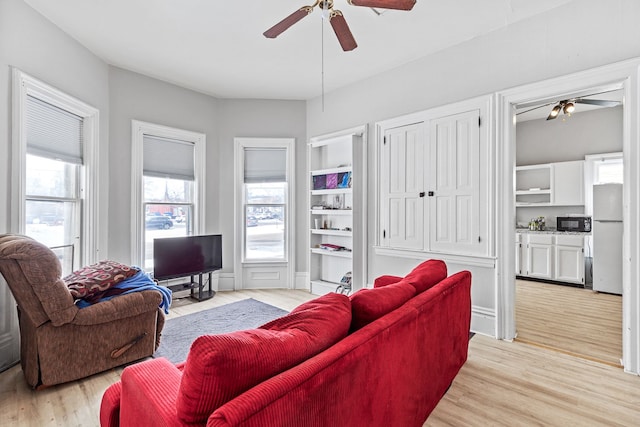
[556,216,591,232]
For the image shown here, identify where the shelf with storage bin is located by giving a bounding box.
[311,229,352,237]
[311,166,352,176]
[310,248,353,258]
[311,188,352,196]
[309,279,342,295]
[311,209,352,215]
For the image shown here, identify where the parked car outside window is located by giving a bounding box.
[145,216,173,229]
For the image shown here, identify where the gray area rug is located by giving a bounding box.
[154,298,288,364]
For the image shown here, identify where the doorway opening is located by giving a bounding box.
[512,86,624,367]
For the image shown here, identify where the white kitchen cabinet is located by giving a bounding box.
[554,234,585,284]
[552,160,585,206]
[515,164,552,206]
[515,160,585,207]
[525,234,554,280]
[308,131,366,296]
[518,232,586,285]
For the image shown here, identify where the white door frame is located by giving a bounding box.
[495,58,640,374]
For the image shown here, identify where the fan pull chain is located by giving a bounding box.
[321,15,325,112]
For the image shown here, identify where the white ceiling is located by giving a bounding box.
[24,0,573,100]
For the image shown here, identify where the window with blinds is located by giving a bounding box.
[142,135,196,270]
[26,95,83,164]
[243,147,288,261]
[24,95,83,275]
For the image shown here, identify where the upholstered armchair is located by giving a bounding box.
[0,234,164,389]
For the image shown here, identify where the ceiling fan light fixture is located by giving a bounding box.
[563,101,575,114]
[547,104,562,120]
[321,0,332,19]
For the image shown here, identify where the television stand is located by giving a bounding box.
[167,271,215,302]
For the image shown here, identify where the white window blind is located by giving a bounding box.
[143,135,195,180]
[244,148,286,183]
[26,95,83,164]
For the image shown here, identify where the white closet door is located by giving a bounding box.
[382,123,425,250]
[429,110,480,254]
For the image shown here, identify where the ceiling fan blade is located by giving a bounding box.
[330,11,358,51]
[516,102,555,116]
[348,0,416,11]
[263,6,313,39]
[575,99,622,108]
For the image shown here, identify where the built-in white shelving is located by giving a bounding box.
[308,128,366,296]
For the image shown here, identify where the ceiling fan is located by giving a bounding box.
[517,94,622,121]
[263,0,417,52]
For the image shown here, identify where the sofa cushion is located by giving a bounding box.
[373,274,403,288]
[350,281,416,332]
[403,259,447,294]
[176,293,351,424]
[63,260,138,300]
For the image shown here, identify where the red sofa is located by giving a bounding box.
[100,260,471,427]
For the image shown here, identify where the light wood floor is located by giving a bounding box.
[426,334,640,426]
[1,289,639,427]
[514,279,623,367]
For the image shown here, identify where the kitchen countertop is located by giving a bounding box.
[516,228,591,235]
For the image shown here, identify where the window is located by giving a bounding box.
[142,136,195,269]
[25,155,80,274]
[13,70,99,274]
[131,121,205,270]
[243,148,287,261]
[233,138,295,290]
[594,157,623,184]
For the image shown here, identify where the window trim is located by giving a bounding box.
[235,139,295,264]
[12,69,100,265]
[234,138,295,289]
[131,120,206,266]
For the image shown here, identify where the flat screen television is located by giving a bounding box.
[153,234,222,281]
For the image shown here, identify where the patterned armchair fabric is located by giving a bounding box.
[0,234,164,388]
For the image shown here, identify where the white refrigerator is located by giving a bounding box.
[592,183,623,295]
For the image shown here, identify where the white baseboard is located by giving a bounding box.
[218,273,235,291]
[219,272,310,291]
[295,272,310,290]
[471,305,496,337]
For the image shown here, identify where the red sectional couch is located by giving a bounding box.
[100,260,472,427]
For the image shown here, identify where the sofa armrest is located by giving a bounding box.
[373,275,403,288]
[72,291,162,326]
[119,358,184,427]
[100,381,122,427]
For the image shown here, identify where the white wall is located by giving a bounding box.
[307,1,640,138]
[517,106,623,166]
[305,0,640,335]
[0,0,307,280]
[216,99,306,276]
[108,73,307,275]
[0,0,110,256]
[515,106,623,227]
[0,0,111,370]
[107,67,220,263]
